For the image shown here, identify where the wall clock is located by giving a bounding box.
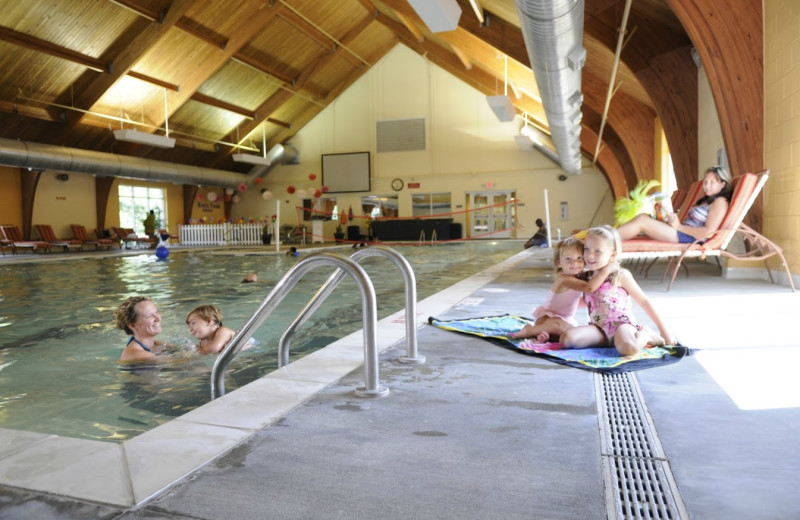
[391,178,404,191]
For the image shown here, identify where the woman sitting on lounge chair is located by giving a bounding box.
[616,166,732,244]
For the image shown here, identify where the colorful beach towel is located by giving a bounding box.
[428,314,692,373]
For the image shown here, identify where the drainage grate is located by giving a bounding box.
[595,372,689,520]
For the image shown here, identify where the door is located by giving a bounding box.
[468,191,514,239]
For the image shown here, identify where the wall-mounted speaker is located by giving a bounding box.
[558,174,567,182]
[56,173,69,182]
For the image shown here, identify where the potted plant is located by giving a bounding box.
[333,223,345,243]
[261,223,272,245]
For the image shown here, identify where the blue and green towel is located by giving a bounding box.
[428,314,691,373]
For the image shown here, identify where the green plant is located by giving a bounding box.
[335,222,343,234]
[262,223,271,235]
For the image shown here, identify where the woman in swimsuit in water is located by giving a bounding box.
[115,296,167,362]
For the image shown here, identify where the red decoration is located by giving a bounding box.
[224,194,232,202]
[238,183,247,192]
[253,177,263,185]
[321,185,329,193]
[309,173,317,180]
[313,189,322,198]
[196,193,205,201]
[287,185,296,194]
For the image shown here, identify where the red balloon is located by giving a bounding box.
[287,185,296,194]
[313,189,322,198]
[309,173,317,181]
[253,177,263,184]
[196,193,205,201]
[321,185,329,193]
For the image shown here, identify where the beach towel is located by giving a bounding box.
[428,314,691,373]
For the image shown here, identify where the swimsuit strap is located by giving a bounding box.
[127,336,152,352]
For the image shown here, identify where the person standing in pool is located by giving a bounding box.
[115,296,166,362]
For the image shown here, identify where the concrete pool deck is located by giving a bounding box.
[1,245,799,518]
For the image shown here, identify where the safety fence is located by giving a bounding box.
[178,223,266,246]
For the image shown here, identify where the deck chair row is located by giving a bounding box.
[0,225,117,255]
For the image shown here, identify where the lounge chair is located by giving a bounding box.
[34,224,83,252]
[0,225,51,254]
[621,170,794,291]
[112,226,153,249]
[71,224,114,250]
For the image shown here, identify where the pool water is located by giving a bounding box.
[0,242,521,442]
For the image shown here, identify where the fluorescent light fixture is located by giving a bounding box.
[232,154,272,166]
[113,129,175,148]
[406,0,461,32]
[486,95,516,122]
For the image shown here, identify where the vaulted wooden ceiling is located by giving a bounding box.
[0,0,763,200]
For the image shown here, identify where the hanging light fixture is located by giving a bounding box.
[233,122,271,165]
[114,88,176,148]
[487,55,515,122]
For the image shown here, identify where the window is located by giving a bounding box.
[412,192,451,217]
[119,185,165,234]
[361,195,398,218]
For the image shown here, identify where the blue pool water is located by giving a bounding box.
[0,242,522,442]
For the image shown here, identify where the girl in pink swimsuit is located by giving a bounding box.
[511,237,619,343]
[560,226,677,356]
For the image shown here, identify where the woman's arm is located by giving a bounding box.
[619,271,677,345]
[674,197,729,239]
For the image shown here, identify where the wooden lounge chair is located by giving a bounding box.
[35,224,83,252]
[621,170,794,291]
[0,225,51,254]
[71,224,114,250]
[112,226,153,249]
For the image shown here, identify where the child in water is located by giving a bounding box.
[186,305,235,355]
[511,237,618,343]
[560,226,676,355]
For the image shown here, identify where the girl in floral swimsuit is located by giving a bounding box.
[560,226,677,356]
[511,237,618,343]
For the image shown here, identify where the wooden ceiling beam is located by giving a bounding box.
[0,100,60,122]
[278,10,336,52]
[44,0,196,144]
[127,70,180,92]
[231,54,295,86]
[107,0,163,22]
[190,92,255,119]
[142,3,285,130]
[0,26,110,73]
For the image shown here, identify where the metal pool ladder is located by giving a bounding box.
[211,247,422,399]
[278,245,425,368]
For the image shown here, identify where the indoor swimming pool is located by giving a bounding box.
[0,241,522,442]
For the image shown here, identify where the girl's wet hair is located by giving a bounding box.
[186,304,224,326]
[115,296,151,334]
[553,237,583,275]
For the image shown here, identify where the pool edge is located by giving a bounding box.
[0,248,536,507]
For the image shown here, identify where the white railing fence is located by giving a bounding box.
[179,223,266,246]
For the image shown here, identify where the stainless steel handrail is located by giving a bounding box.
[210,252,388,399]
[278,245,425,368]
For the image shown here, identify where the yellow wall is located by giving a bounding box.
[0,166,22,225]
[764,2,800,279]
[233,45,614,238]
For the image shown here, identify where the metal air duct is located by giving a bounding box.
[515,0,585,174]
[246,143,298,184]
[0,137,293,188]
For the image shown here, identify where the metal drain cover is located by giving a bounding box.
[596,372,689,520]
